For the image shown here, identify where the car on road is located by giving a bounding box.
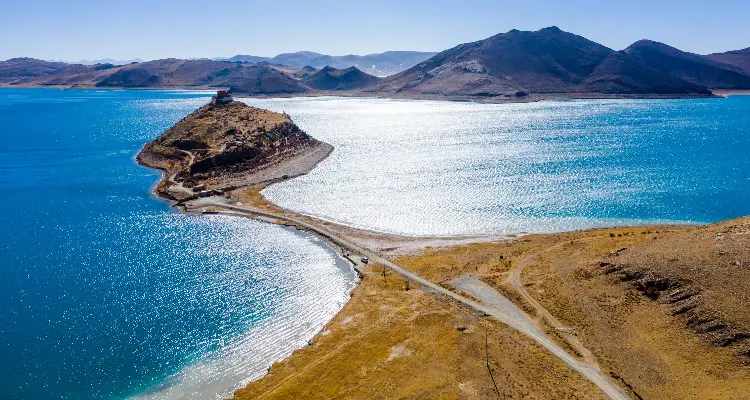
[360,257,369,264]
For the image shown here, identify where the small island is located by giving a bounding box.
[137,93,332,203]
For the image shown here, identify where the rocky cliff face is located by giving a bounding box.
[137,100,327,200]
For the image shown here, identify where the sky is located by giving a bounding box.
[1,0,749,61]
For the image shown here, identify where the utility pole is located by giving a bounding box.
[486,327,501,398]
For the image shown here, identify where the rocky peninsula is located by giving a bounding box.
[137,97,332,203]
[138,98,750,400]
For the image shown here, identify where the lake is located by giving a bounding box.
[0,89,357,400]
[252,96,750,235]
[2,90,750,399]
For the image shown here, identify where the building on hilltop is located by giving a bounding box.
[212,90,233,104]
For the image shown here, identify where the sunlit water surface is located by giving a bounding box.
[4,90,750,400]
[0,89,356,400]
[246,96,750,235]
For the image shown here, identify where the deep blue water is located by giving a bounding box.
[0,89,356,400]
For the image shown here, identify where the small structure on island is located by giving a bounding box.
[212,90,233,104]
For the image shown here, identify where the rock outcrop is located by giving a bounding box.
[137,100,330,201]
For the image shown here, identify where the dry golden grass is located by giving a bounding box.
[234,264,604,400]
[395,224,750,400]
[230,183,750,398]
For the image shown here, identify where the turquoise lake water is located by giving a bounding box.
[2,90,750,399]
[0,89,357,400]
[253,96,750,235]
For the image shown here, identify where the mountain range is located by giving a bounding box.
[56,58,144,66]
[2,27,750,100]
[216,51,437,76]
[368,27,750,98]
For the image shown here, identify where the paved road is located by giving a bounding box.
[201,199,631,400]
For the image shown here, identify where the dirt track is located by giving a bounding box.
[199,198,632,400]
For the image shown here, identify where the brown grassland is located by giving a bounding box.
[234,262,604,400]
[235,216,750,399]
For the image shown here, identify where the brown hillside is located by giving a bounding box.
[368,27,710,97]
[391,221,750,399]
[96,59,308,93]
[137,100,328,200]
[302,66,381,90]
[625,40,750,89]
[604,217,750,358]
[707,48,750,76]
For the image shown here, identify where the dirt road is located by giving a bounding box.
[200,198,632,400]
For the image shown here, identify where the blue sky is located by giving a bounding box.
[1,0,749,61]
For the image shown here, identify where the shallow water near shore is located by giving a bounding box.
[0,89,357,400]
[249,96,750,235]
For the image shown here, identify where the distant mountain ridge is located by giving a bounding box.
[367,27,721,98]
[217,51,437,76]
[706,48,750,76]
[57,58,143,66]
[2,27,749,99]
[303,66,381,91]
[0,57,373,94]
[624,40,750,90]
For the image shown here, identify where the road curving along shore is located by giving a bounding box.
[138,97,633,399]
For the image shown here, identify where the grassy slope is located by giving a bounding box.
[398,224,750,399]
[232,184,750,399]
[234,263,604,400]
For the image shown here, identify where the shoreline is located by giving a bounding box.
[134,97,746,399]
[135,139,366,399]
[0,85,720,104]
[137,136,635,398]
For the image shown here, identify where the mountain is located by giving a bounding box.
[302,66,380,90]
[218,51,437,76]
[583,50,710,94]
[624,40,750,90]
[95,59,308,94]
[3,28,749,99]
[0,57,122,86]
[0,58,308,94]
[368,27,711,97]
[706,48,750,76]
[337,51,440,76]
[0,57,86,80]
[64,58,143,66]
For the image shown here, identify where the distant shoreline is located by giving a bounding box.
[713,89,750,96]
[0,85,719,104]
